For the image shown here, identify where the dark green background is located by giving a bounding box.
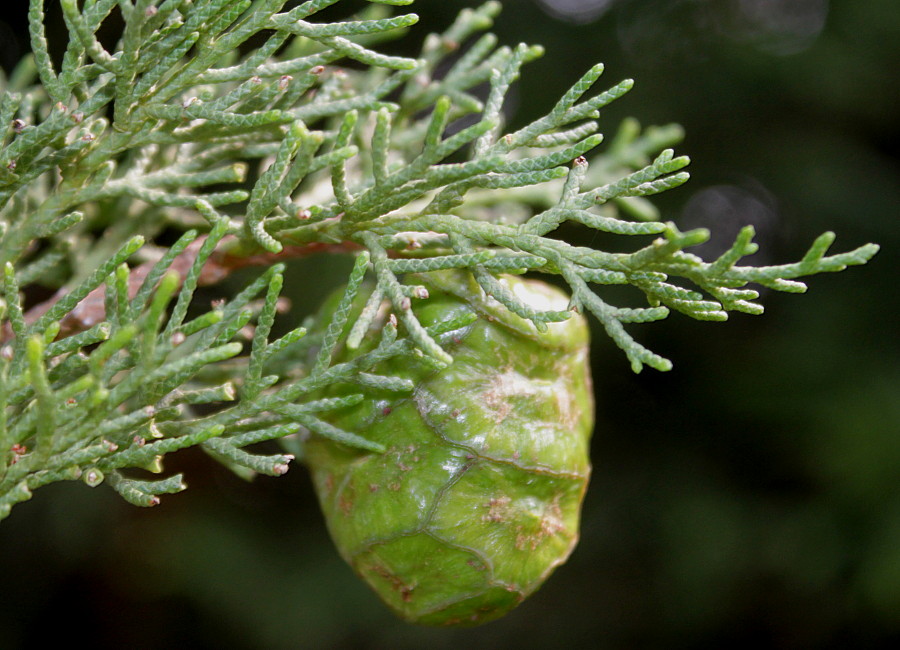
[1,1,897,648]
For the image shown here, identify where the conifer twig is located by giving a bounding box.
[0,0,878,517]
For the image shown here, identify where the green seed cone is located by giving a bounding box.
[304,271,594,626]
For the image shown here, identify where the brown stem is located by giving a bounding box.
[2,236,366,343]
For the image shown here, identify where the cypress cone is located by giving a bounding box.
[304,270,594,626]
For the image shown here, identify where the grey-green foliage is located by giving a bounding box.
[0,0,878,518]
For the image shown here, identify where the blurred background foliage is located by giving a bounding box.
[1,0,897,648]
